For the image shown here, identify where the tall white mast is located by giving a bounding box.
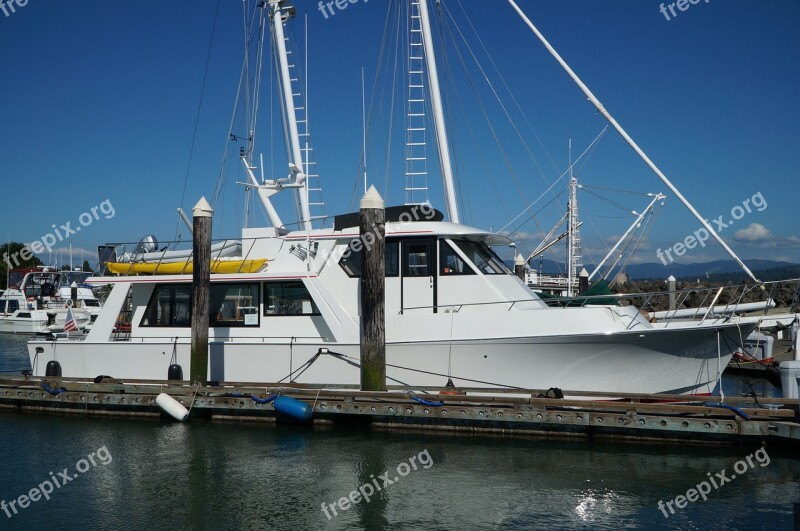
[417,0,460,223]
[507,0,759,283]
[269,0,312,232]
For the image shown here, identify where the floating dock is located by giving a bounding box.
[1,376,798,447]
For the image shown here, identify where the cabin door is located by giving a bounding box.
[400,239,436,314]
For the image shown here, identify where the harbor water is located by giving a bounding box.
[1,335,798,530]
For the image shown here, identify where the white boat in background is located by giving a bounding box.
[1,267,92,334]
[27,0,757,395]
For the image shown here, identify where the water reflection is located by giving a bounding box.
[0,335,797,529]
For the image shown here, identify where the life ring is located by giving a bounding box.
[65,299,74,308]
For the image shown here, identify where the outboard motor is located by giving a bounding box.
[132,235,159,257]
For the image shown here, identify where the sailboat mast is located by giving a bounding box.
[269,0,312,232]
[417,0,460,223]
[507,0,759,283]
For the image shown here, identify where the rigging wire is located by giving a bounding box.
[581,184,652,196]
[454,0,562,179]
[445,1,558,205]
[498,125,607,234]
[212,3,256,217]
[580,187,635,213]
[175,0,221,241]
[438,4,530,209]
[349,0,399,211]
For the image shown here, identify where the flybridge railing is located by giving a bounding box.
[101,237,263,276]
[541,278,800,328]
[398,278,799,329]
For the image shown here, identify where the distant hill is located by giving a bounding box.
[624,260,798,280]
[525,258,799,281]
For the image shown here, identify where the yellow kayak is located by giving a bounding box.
[106,258,267,275]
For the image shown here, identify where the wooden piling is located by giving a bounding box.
[360,185,386,392]
[190,197,213,386]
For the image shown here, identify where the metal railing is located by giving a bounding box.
[397,278,800,329]
[101,237,263,276]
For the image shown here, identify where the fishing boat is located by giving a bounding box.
[27,0,755,395]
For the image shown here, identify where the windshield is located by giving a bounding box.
[452,240,510,275]
[60,271,92,287]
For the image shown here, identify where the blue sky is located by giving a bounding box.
[0,0,798,271]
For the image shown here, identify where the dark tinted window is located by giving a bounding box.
[264,282,320,316]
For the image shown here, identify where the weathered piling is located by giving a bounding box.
[190,197,213,386]
[70,281,78,304]
[359,185,386,392]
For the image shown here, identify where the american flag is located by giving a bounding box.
[64,306,78,333]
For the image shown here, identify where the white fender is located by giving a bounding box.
[156,393,189,421]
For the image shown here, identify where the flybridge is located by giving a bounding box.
[333,205,443,231]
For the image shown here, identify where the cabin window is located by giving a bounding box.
[264,281,320,316]
[141,283,260,327]
[1,300,19,314]
[452,240,509,275]
[439,240,475,275]
[210,283,260,327]
[338,240,399,278]
[141,285,192,327]
[402,241,433,277]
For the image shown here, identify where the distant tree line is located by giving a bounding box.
[0,242,44,291]
[0,242,93,290]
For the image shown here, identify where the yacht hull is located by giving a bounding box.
[27,321,750,395]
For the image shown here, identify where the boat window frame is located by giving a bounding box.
[263,281,321,317]
[450,239,510,275]
[402,240,434,277]
[439,239,477,276]
[338,239,400,278]
[140,282,261,328]
[209,282,261,328]
[140,284,192,328]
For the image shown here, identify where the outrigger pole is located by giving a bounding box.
[507,0,759,283]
